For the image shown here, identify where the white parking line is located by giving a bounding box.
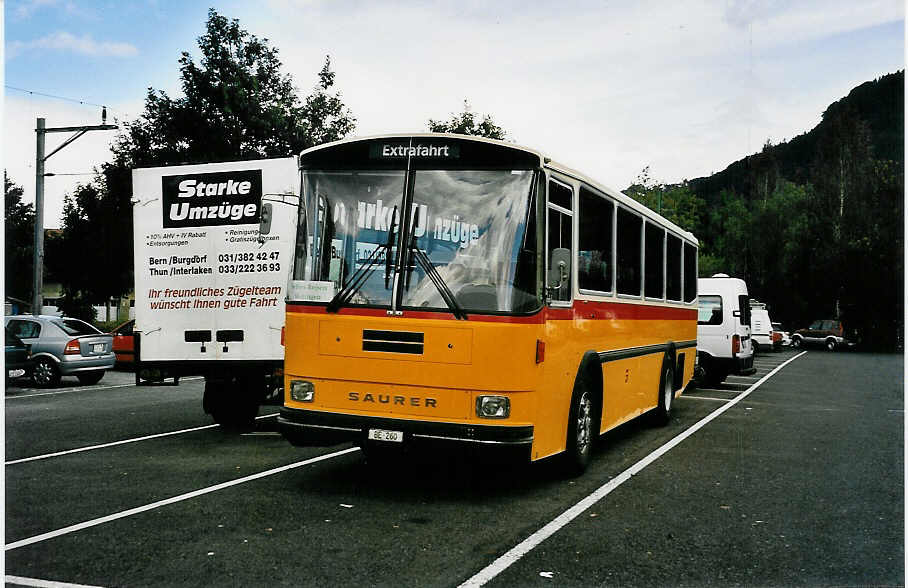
[5,446,361,551]
[5,377,204,399]
[5,574,106,588]
[5,413,279,465]
[457,350,808,588]
[680,396,734,403]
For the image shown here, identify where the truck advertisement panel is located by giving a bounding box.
[132,158,298,365]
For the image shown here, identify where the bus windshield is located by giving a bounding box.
[292,168,540,314]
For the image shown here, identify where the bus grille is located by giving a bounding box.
[362,330,425,354]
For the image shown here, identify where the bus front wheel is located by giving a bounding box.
[563,384,594,477]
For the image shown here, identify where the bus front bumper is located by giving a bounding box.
[278,406,534,454]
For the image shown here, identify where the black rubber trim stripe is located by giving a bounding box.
[598,339,696,363]
[362,329,425,354]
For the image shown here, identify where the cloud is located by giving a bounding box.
[7,32,139,59]
[13,0,61,19]
[724,0,793,28]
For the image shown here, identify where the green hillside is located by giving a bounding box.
[631,71,904,350]
[689,71,903,204]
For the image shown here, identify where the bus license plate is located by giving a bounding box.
[368,429,403,443]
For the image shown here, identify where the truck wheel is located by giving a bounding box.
[204,378,258,431]
[562,381,594,477]
[651,356,675,426]
[77,370,105,386]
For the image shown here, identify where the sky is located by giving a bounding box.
[3,0,905,229]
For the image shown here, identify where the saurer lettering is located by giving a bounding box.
[348,391,437,408]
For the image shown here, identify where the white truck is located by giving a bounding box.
[132,157,299,428]
[695,274,756,386]
[749,300,781,352]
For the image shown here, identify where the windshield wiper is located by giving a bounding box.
[408,242,468,320]
[326,209,398,313]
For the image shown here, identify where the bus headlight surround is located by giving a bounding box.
[290,380,315,402]
[476,395,510,419]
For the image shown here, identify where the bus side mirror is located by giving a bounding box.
[548,247,571,288]
[259,202,273,236]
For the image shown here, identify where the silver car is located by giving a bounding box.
[5,315,115,387]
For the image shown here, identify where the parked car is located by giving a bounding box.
[791,319,854,351]
[5,327,32,382]
[771,322,791,346]
[5,315,115,387]
[110,319,136,365]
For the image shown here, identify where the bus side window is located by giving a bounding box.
[578,187,613,293]
[616,207,643,297]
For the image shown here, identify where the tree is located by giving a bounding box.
[113,9,355,167]
[428,100,506,139]
[45,181,121,322]
[52,9,356,320]
[625,167,705,233]
[4,173,35,305]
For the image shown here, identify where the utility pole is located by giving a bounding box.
[32,112,117,315]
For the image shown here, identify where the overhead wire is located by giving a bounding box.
[5,84,129,118]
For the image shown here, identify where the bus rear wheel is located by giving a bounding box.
[651,357,675,426]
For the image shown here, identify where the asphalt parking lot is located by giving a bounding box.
[4,348,904,587]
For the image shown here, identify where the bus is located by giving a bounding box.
[276,134,699,474]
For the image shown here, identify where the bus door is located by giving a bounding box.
[546,178,574,305]
[541,177,575,453]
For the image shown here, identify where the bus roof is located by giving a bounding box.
[300,133,698,245]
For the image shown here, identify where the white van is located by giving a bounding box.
[696,274,756,386]
[749,301,779,352]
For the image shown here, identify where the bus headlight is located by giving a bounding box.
[476,395,510,419]
[290,380,315,402]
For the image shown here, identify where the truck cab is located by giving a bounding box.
[696,274,756,386]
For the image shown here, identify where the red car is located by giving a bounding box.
[110,319,136,364]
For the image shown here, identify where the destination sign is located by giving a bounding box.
[369,143,461,159]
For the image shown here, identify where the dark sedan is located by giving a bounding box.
[5,327,31,382]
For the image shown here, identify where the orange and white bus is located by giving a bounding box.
[277,134,698,473]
